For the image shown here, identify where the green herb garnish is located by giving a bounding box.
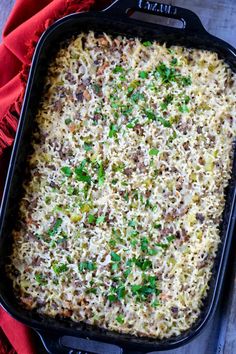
[61,166,72,177]
[48,218,62,237]
[116,314,125,324]
[127,118,138,129]
[149,148,159,156]
[109,124,119,138]
[155,63,177,84]
[130,92,145,103]
[139,71,148,79]
[128,220,136,228]
[143,41,152,47]
[166,235,175,243]
[87,214,96,224]
[96,215,105,225]
[65,118,72,125]
[52,263,68,274]
[98,162,105,186]
[79,261,97,271]
[140,237,149,252]
[171,58,178,66]
[181,76,192,86]
[113,66,124,74]
[179,104,189,113]
[35,274,47,285]
[83,142,92,152]
[151,299,160,307]
[75,160,91,184]
[111,251,121,262]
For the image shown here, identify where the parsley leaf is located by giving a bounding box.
[83,142,92,151]
[79,261,97,271]
[127,118,138,129]
[52,263,68,274]
[61,166,72,177]
[48,218,62,237]
[96,215,105,225]
[109,124,119,138]
[75,160,91,184]
[111,251,121,262]
[113,66,124,74]
[116,314,125,324]
[65,118,72,125]
[179,104,189,113]
[171,58,178,66]
[35,274,47,285]
[98,162,105,186]
[87,214,96,224]
[166,235,175,243]
[141,237,149,252]
[149,148,159,156]
[157,116,172,127]
[143,41,152,47]
[181,76,192,86]
[139,71,148,79]
[130,92,145,103]
[108,294,117,302]
[155,63,177,84]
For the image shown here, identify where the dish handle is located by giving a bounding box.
[103,0,206,34]
[37,331,124,354]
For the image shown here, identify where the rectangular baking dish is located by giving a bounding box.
[0,1,236,353]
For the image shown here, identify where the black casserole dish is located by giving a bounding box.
[0,1,236,353]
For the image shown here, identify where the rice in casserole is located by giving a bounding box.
[7,32,236,339]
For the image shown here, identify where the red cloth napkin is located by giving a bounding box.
[0,0,111,353]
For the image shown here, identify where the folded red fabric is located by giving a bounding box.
[0,0,111,352]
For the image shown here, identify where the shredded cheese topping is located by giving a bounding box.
[7,32,236,339]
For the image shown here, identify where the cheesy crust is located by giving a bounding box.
[7,32,236,339]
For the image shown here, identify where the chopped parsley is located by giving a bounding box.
[151,299,160,307]
[131,275,160,301]
[166,235,176,243]
[179,104,189,113]
[61,166,72,177]
[113,66,124,74]
[116,314,125,324]
[153,224,161,229]
[75,160,91,184]
[65,118,72,125]
[140,237,149,252]
[111,251,121,262]
[98,162,105,186]
[181,76,192,86]
[48,218,62,237]
[127,118,138,129]
[139,71,148,79]
[158,116,172,127]
[35,274,47,285]
[83,142,92,151]
[87,214,96,224]
[143,41,152,47]
[171,58,178,66]
[160,94,174,110]
[109,124,119,138]
[79,261,97,271]
[149,148,159,156]
[154,63,177,84]
[96,214,105,225]
[52,263,68,274]
[130,92,145,103]
[128,220,136,228]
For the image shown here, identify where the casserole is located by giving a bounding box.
[0,1,236,352]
